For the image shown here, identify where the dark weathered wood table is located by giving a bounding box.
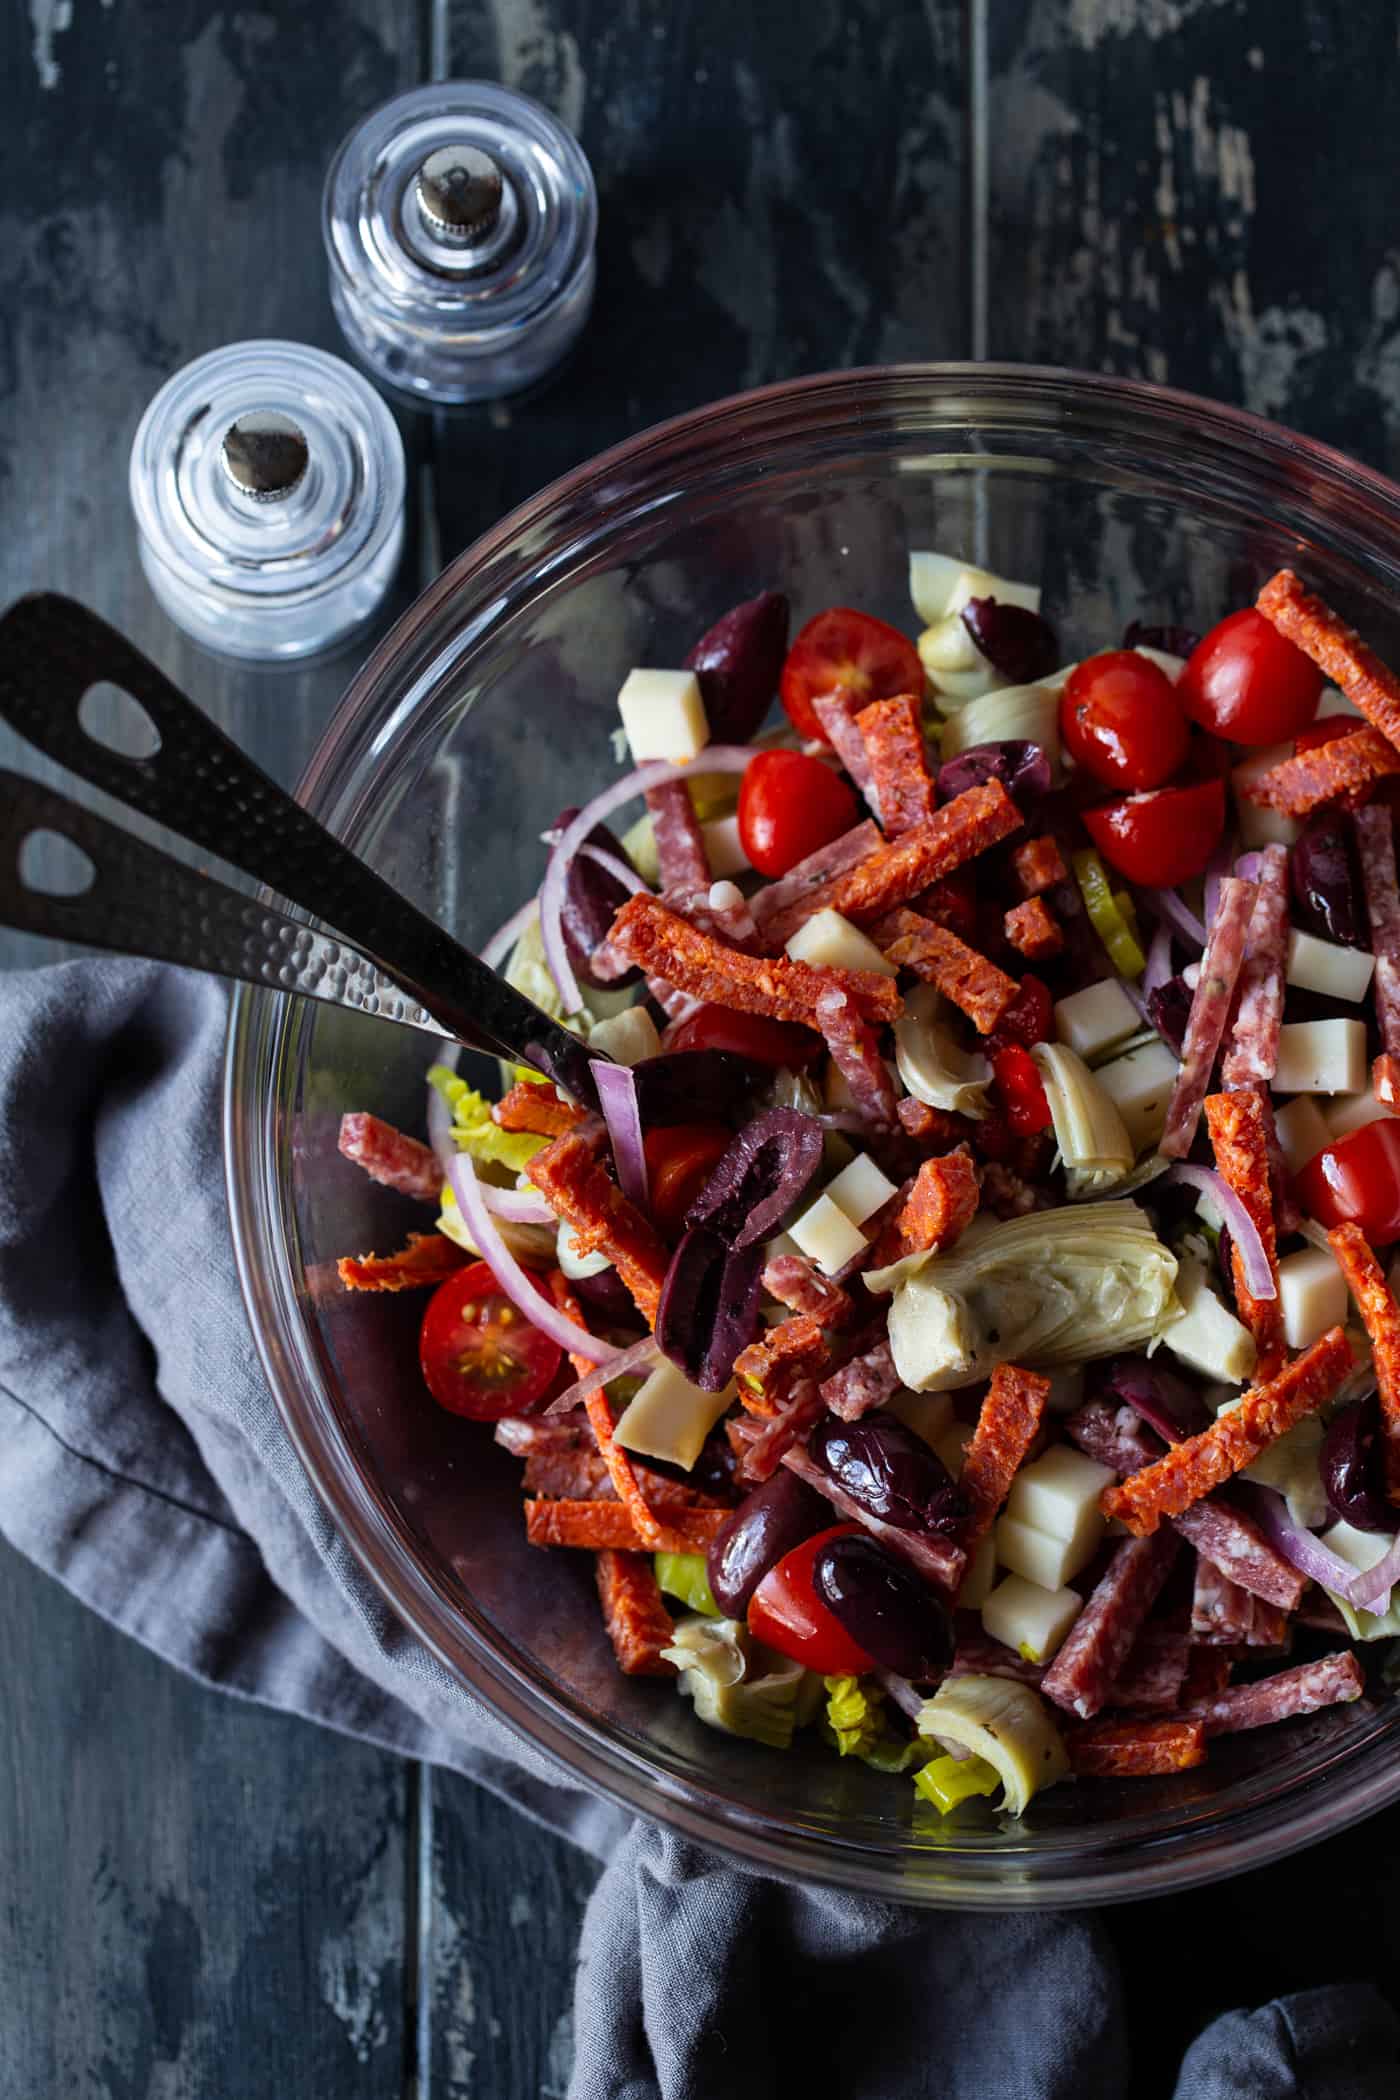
[3,4,1400,2093]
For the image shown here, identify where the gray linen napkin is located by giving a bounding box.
[1,957,1395,2100]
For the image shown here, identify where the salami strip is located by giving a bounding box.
[594,1550,678,1677]
[495,1415,590,1456]
[1067,1715,1207,1777]
[529,1128,670,1326]
[1190,1557,1256,1644]
[1160,875,1259,1158]
[979,1159,1053,1218]
[1041,1530,1180,1720]
[855,693,937,834]
[878,908,1020,1034]
[1011,836,1068,898]
[1257,569,1400,753]
[1327,1222,1400,1502]
[787,780,1023,932]
[1181,1647,1233,1703]
[1204,1089,1285,1378]
[1242,1596,1292,1649]
[761,1253,854,1323]
[607,894,902,1026]
[664,879,760,950]
[1103,1626,1191,1712]
[812,691,882,815]
[1256,1087,1301,1236]
[1354,803,1400,1065]
[949,1632,1045,1687]
[1003,897,1064,961]
[728,1379,825,1483]
[959,1363,1052,1550]
[336,1232,466,1293]
[1236,729,1400,817]
[1221,844,1290,1089]
[524,1499,726,1550]
[781,1444,967,1594]
[897,1097,977,1149]
[751,820,884,946]
[649,976,700,1022]
[337,1112,442,1203]
[820,1337,900,1421]
[815,983,899,1128]
[520,1446,728,1511]
[1171,1499,1306,1611]
[646,778,711,892]
[1182,1649,1365,1736]
[492,1082,584,1137]
[1065,1399,1165,1478]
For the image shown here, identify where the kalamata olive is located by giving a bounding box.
[556,806,642,989]
[685,1107,823,1249]
[1290,813,1368,950]
[642,1429,738,1503]
[813,1532,953,1679]
[936,740,1051,813]
[1123,619,1202,659]
[808,1411,967,1534]
[655,1225,764,1391]
[1097,1355,1212,1444]
[1321,1396,1399,1534]
[1146,974,1194,1057]
[684,590,790,745]
[961,597,1059,686]
[630,1050,761,1128]
[707,1469,830,1617]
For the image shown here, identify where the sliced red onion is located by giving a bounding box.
[1162,1163,1277,1300]
[539,749,758,1014]
[579,843,651,895]
[1146,887,1207,949]
[445,1153,617,1365]
[426,1073,457,1175]
[1117,976,1150,1022]
[872,1666,927,1720]
[544,1333,661,1416]
[592,1058,649,1210]
[481,897,541,972]
[1248,1485,1400,1610]
[427,1071,556,1223]
[1144,921,1174,998]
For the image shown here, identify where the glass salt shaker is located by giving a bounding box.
[322,81,597,405]
[129,341,406,662]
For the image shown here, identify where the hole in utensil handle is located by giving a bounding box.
[17,828,97,898]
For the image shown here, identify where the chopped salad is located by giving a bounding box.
[335,558,1400,1815]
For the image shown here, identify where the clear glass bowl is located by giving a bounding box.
[225,365,1400,1906]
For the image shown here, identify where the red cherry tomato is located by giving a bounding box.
[1296,1120,1400,1245]
[992,1045,1053,1135]
[747,1524,877,1675]
[419,1260,563,1420]
[987,973,1054,1054]
[1081,778,1226,889]
[1059,651,1190,791]
[1294,715,1357,756]
[779,608,923,744]
[643,1122,732,1234]
[738,748,861,878]
[1178,609,1324,746]
[666,1003,824,1068]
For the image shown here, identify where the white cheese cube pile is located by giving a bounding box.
[982,1573,1082,1664]
[1053,979,1141,1061]
[1322,1091,1396,1141]
[700,813,749,878]
[1096,1038,1179,1155]
[785,907,898,978]
[1272,1019,1367,1095]
[1277,1245,1349,1351]
[994,1445,1114,1589]
[616,668,709,764]
[787,1152,898,1276]
[1274,1095,1331,1173]
[959,1532,999,1612]
[1162,1255,1256,1385]
[823,1152,899,1227]
[1285,930,1375,1004]
[614,1361,735,1471]
[1232,742,1301,850]
[909,554,1043,704]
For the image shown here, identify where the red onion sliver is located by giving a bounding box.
[1249,1485,1400,1610]
[579,843,652,895]
[1162,1162,1277,1300]
[591,1058,649,1210]
[445,1153,617,1364]
[1145,886,1206,950]
[481,897,541,972]
[544,1333,661,1416]
[1144,921,1174,998]
[873,1667,927,1720]
[428,1071,556,1222]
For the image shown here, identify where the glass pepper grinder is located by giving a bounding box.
[322,81,597,406]
[128,341,406,662]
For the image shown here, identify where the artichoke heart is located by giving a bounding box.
[917,1674,1069,1817]
[662,1617,822,1749]
[1030,1041,1134,1198]
[895,984,991,1119]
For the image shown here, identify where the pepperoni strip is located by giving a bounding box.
[733,1315,831,1417]
[1102,1328,1354,1535]
[727,1380,826,1484]
[1238,729,1400,817]
[1041,1531,1180,1721]
[1327,1222,1400,1503]
[336,1232,466,1292]
[1003,898,1064,961]
[820,1337,900,1421]
[492,1082,584,1137]
[595,1550,679,1677]
[856,693,937,834]
[1012,836,1068,898]
[792,780,1023,931]
[529,1128,670,1326]
[524,1499,727,1550]
[1257,568,1400,753]
[1103,1626,1191,1713]
[750,820,884,946]
[606,893,901,1027]
[1160,875,1259,1158]
[878,908,1020,1034]
[959,1363,1052,1551]
[1067,1715,1207,1777]
[1182,1649,1365,1736]
[1189,1557,1256,1644]
[338,1112,442,1204]
[1204,1088,1285,1378]
[1354,804,1400,1073]
[879,1150,981,1265]
[781,1445,967,1594]
[814,983,899,1127]
[1221,844,1290,1089]
[646,779,711,891]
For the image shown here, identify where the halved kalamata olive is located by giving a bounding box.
[556,805,643,989]
[655,1225,764,1391]
[1123,619,1202,659]
[961,597,1059,686]
[813,1532,954,1679]
[1290,813,1368,950]
[1097,1355,1212,1444]
[706,1468,830,1617]
[1146,974,1194,1057]
[569,1266,642,1326]
[1321,1397,1399,1535]
[630,1050,761,1128]
[685,1107,824,1249]
[936,740,1051,813]
[642,1428,738,1503]
[684,591,790,746]
[809,1411,967,1534]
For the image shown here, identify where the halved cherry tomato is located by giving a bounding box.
[1294,715,1357,756]
[738,748,861,877]
[1178,608,1324,746]
[747,1524,877,1675]
[666,1003,824,1068]
[644,1122,732,1234]
[419,1260,562,1419]
[1059,651,1190,791]
[992,1044,1053,1135]
[1081,778,1226,889]
[1296,1120,1400,1245]
[987,973,1053,1054]
[779,608,923,744]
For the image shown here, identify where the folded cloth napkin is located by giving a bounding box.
[2,957,1396,2100]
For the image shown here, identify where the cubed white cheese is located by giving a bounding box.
[995,1513,1101,1590]
[763,1229,801,1267]
[1244,1415,1329,1529]
[616,668,709,763]
[909,551,1041,626]
[1005,1445,1115,1548]
[981,1573,1082,1664]
[1162,1255,1257,1384]
[935,1418,975,1478]
[557,1219,612,1280]
[1096,1038,1180,1154]
[1274,1095,1331,1173]
[1273,1019,1368,1095]
[1232,741,1302,850]
[788,1192,867,1276]
[1322,1091,1397,1141]
[699,813,749,878]
[1286,930,1375,1003]
[1277,1244,1349,1351]
[584,1005,662,1067]
[917,612,981,673]
[959,1532,999,1611]
[786,907,898,978]
[614,1362,735,1470]
[888,1388,955,1450]
[1053,979,1141,1061]
[823,1152,899,1227]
